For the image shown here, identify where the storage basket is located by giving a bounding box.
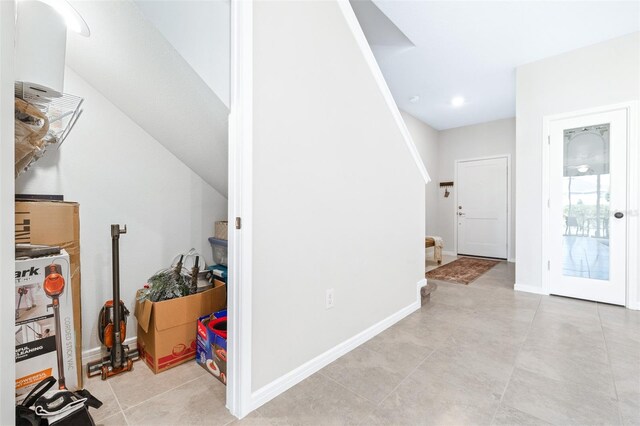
[214,221,228,241]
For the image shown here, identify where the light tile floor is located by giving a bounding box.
[86,260,640,425]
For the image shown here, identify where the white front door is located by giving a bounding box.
[548,109,628,305]
[457,157,508,259]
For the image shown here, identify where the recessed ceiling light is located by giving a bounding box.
[409,95,420,103]
[451,96,465,107]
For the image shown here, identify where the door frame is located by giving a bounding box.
[0,2,16,424]
[454,154,512,260]
[541,101,639,309]
[227,0,253,418]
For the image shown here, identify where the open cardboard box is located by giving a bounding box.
[135,284,226,373]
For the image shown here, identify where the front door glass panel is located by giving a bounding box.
[562,123,610,280]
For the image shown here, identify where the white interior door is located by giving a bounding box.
[549,110,627,305]
[457,157,508,259]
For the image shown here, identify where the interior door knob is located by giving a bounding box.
[614,212,624,219]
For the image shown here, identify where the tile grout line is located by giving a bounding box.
[318,335,439,406]
[322,307,469,426]
[222,406,265,425]
[359,313,465,422]
[316,368,380,406]
[356,348,439,426]
[488,294,543,425]
[99,410,128,426]
[106,379,129,426]
[323,305,465,403]
[373,345,439,409]
[221,416,236,426]
[114,370,207,416]
[596,302,624,426]
[319,340,436,405]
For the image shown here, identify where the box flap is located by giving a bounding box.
[135,294,153,333]
[154,286,226,332]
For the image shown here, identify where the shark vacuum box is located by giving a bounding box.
[15,250,78,403]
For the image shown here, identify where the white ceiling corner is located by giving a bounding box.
[353,0,640,130]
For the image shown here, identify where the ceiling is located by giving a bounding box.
[352,1,640,130]
[134,0,230,107]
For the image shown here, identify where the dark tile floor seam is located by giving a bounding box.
[596,302,625,426]
[488,294,543,425]
[119,373,207,415]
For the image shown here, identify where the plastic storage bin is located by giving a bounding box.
[208,237,228,266]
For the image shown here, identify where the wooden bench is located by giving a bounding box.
[425,236,442,265]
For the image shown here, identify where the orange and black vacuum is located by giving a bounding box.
[87,224,139,380]
[43,263,67,390]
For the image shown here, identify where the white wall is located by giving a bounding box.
[251,0,425,391]
[0,1,15,423]
[66,0,229,196]
[134,0,230,106]
[515,32,640,297]
[15,68,228,352]
[401,111,439,235]
[437,118,516,258]
[401,112,516,261]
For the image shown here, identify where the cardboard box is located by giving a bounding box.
[15,251,78,403]
[135,285,227,373]
[196,309,227,384]
[15,200,83,387]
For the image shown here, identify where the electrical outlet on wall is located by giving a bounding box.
[326,288,334,309]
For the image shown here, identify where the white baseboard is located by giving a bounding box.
[81,336,137,366]
[248,282,422,412]
[508,258,515,263]
[626,300,640,311]
[416,278,427,295]
[514,283,549,296]
[442,250,457,257]
[515,284,639,310]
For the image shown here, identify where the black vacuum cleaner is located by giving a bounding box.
[87,224,139,380]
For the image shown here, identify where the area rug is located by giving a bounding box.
[426,257,500,285]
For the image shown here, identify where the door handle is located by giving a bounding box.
[614,211,624,219]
